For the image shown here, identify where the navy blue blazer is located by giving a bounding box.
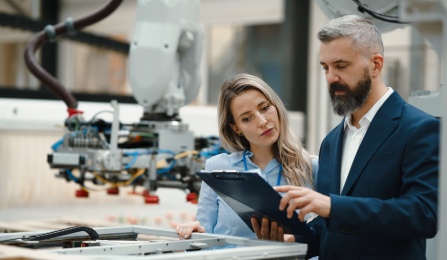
[307,92,439,260]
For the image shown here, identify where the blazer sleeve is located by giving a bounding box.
[301,216,325,259]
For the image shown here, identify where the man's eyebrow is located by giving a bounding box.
[333,59,349,64]
[320,59,350,66]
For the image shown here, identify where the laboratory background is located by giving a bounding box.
[0,0,445,259]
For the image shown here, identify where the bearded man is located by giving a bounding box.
[253,14,439,260]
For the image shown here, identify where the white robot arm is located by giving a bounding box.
[128,0,203,117]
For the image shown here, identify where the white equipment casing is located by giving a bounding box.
[316,0,404,32]
[128,0,203,116]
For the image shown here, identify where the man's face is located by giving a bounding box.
[319,37,373,116]
[329,67,371,116]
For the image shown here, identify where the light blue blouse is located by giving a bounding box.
[196,150,319,239]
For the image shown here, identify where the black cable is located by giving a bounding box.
[0,226,99,243]
[24,0,124,109]
[353,0,410,24]
[24,226,100,241]
[0,12,129,54]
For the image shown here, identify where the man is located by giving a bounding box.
[252,15,439,259]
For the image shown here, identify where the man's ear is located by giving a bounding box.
[371,54,384,77]
[230,123,241,135]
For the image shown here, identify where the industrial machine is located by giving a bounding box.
[0,225,307,259]
[24,0,225,203]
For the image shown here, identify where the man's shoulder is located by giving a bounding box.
[387,91,438,123]
[403,102,439,122]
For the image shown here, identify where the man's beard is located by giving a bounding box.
[329,68,372,116]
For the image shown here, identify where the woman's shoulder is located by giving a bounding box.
[205,151,244,170]
[310,155,318,169]
[207,152,231,163]
[310,155,319,182]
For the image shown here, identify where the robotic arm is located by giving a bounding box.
[128,0,203,118]
[44,0,224,204]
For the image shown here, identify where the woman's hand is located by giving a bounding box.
[251,217,295,242]
[176,221,206,239]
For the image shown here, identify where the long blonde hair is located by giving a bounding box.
[217,73,314,187]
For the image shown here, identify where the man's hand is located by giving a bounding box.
[274,186,331,222]
[176,221,206,239]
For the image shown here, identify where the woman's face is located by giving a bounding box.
[230,89,280,151]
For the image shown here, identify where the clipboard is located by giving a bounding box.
[196,170,312,239]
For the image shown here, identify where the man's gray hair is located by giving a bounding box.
[317,15,384,57]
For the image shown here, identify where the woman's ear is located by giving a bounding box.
[230,123,241,136]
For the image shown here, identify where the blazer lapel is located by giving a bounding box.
[330,120,345,194]
[341,92,404,196]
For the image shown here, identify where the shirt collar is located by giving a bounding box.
[229,150,280,172]
[344,87,394,129]
[229,150,251,165]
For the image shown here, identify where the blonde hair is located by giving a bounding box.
[217,73,314,187]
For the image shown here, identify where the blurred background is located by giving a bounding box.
[0,0,440,223]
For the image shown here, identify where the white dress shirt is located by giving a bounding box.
[340,88,394,192]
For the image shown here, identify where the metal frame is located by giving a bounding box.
[0,226,307,259]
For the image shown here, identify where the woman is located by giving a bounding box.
[176,73,318,241]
